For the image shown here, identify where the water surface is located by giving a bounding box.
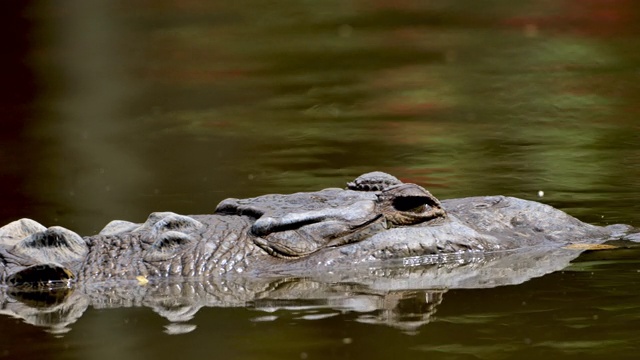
[1,1,639,359]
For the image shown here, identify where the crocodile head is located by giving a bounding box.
[0,219,86,290]
[0,173,448,288]
[219,182,445,258]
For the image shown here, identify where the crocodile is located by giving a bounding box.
[0,172,635,290]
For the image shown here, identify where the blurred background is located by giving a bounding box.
[1,0,639,235]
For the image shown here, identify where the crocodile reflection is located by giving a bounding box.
[0,245,613,335]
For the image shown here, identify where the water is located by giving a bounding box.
[1,0,640,358]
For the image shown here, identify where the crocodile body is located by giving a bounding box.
[0,172,633,288]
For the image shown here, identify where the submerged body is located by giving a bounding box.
[0,172,632,287]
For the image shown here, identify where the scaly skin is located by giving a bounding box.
[0,172,633,288]
[79,216,266,281]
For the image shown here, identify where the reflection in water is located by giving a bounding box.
[0,246,593,335]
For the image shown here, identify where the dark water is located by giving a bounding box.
[1,0,640,359]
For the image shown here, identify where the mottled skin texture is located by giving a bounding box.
[0,172,632,288]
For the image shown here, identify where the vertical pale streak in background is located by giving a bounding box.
[31,0,147,231]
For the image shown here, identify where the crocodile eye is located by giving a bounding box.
[393,196,429,213]
[378,183,446,225]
